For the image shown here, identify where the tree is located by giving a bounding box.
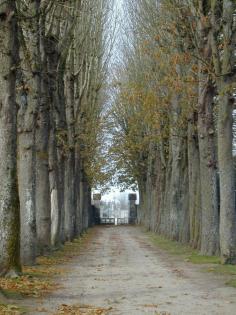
[0,0,21,276]
[210,0,236,263]
[17,0,40,265]
[109,0,236,262]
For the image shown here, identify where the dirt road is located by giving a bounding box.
[24,226,236,315]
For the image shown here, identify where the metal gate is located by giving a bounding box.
[100,217,129,225]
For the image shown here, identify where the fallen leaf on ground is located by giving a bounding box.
[0,303,23,315]
[142,303,159,308]
[0,276,57,297]
[54,304,112,315]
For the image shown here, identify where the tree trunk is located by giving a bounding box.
[211,0,236,263]
[48,128,61,247]
[56,67,67,242]
[46,34,62,247]
[64,155,76,239]
[187,113,201,249]
[17,2,40,265]
[64,64,76,240]
[137,180,148,226]
[169,94,189,242]
[155,143,167,235]
[35,15,51,254]
[18,81,37,264]
[218,88,236,263]
[80,169,90,232]
[0,0,21,276]
[197,3,220,255]
[198,81,219,255]
[160,158,172,237]
[74,151,82,236]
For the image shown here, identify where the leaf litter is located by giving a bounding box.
[0,230,95,313]
[55,303,113,315]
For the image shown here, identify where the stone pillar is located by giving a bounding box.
[129,193,137,224]
[92,193,101,224]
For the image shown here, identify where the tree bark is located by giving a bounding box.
[74,150,82,236]
[80,169,90,232]
[35,15,51,254]
[187,113,201,249]
[0,0,21,276]
[198,81,219,255]
[46,34,62,247]
[48,128,61,247]
[18,77,37,264]
[17,1,40,265]
[197,2,220,255]
[64,56,76,240]
[218,88,236,263]
[211,0,236,263]
[137,180,148,226]
[169,94,189,242]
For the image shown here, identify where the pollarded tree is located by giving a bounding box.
[172,0,220,255]
[73,0,113,232]
[196,0,219,256]
[16,0,41,265]
[210,0,236,263]
[113,0,195,240]
[45,0,79,245]
[0,0,21,276]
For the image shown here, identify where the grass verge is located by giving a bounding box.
[147,231,236,288]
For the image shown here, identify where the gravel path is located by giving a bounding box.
[23,226,236,315]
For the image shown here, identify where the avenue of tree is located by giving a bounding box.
[0,0,112,276]
[110,0,236,264]
[1,0,236,278]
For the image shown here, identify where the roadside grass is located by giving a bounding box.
[226,279,236,288]
[147,231,236,288]
[207,264,236,284]
[0,229,94,314]
[147,232,205,261]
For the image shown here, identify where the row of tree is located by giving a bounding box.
[0,0,111,276]
[110,0,236,263]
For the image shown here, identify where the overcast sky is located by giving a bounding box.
[95,0,140,204]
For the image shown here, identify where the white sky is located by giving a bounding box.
[95,0,139,204]
[102,188,139,203]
